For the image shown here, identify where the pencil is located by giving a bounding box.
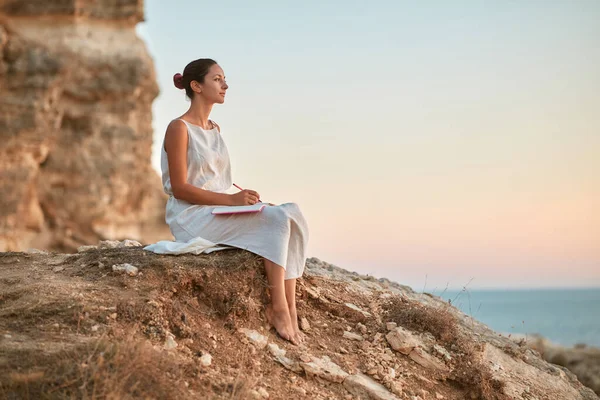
[233,183,262,203]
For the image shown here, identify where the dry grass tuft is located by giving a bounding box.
[384,296,508,400]
[1,339,190,400]
[384,296,458,343]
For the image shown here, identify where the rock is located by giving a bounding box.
[256,387,269,398]
[100,240,142,249]
[120,239,143,247]
[343,331,364,341]
[199,353,212,367]
[112,263,138,276]
[300,355,349,383]
[164,335,177,350]
[345,303,372,317]
[267,343,301,373]
[435,392,444,399]
[239,328,268,349]
[293,387,307,396]
[408,348,448,372]
[77,245,98,253]
[357,322,368,334]
[305,287,320,299]
[300,317,311,331]
[52,266,64,272]
[432,344,451,362]
[386,327,420,355]
[343,372,400,400]
[25,248,48,254]
[0,2,169,254]
[386,322,397,331]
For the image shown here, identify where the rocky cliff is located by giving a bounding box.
[0,245,597,400]
[0,0,169,252]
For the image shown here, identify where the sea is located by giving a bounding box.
[436,288,600,348]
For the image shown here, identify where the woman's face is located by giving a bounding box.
[192,64,228,104]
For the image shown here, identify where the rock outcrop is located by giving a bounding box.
[1,248,597,399]
[523,335,600,396]
[0,0,169,252]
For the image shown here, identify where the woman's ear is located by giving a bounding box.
[190,80,202,93]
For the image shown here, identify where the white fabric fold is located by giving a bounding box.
[143,236,234,255]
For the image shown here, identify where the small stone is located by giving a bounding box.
[293,387,307,396]
[239,328,268,349]
[4,334,12,339]
[109,313,117,319]
[339,346,349,354]
[432,344,451,362]
[343,331,364,341]
[268,343,301,372]
[409,348,448,372]
[344,303,372,317]
[77,245,97,253]
[120,239,143,247]
[343,373,399,400]
[91,324,100,332]
[386,322,397,331]
[305,287,320,299]
[52,266,64,272]
[386,327,420,355]
[112,263,138,276]
[390,381,403,396]
[435,393,444,399]
[300,355,349,383]
[199,353,212,366]
[164,335,177,350]
[98,240,121,249]
[26,248,48,254]
[300,317,311,331]
[257,387,269,398]
[356,322,367,334]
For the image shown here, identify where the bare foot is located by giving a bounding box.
[266,305,299,345]
[288,306,305,343]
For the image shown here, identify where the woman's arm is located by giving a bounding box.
[164,120,260,206]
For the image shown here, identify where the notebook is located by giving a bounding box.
[211,203,267,215]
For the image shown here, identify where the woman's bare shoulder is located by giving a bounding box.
[210,119,220,133]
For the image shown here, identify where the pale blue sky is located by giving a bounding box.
[138,1,599,290]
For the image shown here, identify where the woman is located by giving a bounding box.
[162,58,309,345]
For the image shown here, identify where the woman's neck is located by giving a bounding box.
[183,98,214,129]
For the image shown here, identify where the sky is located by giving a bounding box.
[137,0,599,290]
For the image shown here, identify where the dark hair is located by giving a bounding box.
[173,58,217,98]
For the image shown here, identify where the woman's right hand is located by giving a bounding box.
[229,189,261,206]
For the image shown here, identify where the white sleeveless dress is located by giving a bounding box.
[161,119,308,280]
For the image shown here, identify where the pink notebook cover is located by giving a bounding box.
[211,203,267,215]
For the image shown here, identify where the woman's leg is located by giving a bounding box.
[264,259,298,344]
[284,278,303,340]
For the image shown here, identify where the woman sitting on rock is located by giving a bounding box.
[162,58,308,345]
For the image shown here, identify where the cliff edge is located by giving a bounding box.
[1,245,597,400]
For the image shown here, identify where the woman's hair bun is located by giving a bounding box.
[173,73,184,89]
